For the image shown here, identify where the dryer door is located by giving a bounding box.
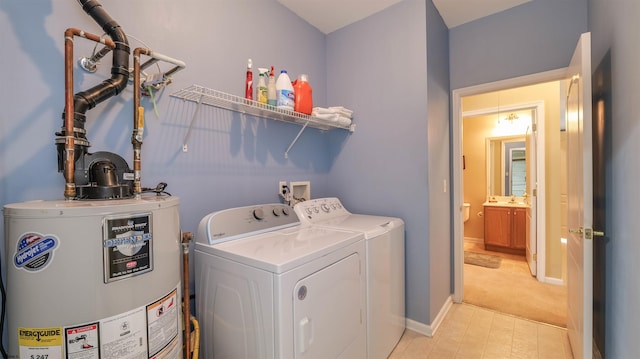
[293,253,365,358]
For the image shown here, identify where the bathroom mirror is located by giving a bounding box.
[486,135,527,196]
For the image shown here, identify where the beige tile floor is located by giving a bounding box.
[389,303,573,359]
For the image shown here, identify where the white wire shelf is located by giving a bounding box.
[171,85,355,157]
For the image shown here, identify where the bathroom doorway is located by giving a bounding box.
[462,102,542,277]
[452,70,569,326]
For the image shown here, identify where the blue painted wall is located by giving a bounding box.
[0,0,334,238]
[425,0,451,322]
[450,0,589,89]
[1,0,452,335]
[325,0,451,325]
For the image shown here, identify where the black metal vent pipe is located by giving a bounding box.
[74,0,129,114]
[57,0,130,198]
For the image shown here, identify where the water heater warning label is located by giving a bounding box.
[65,323,99,359]
[103,213,153,283]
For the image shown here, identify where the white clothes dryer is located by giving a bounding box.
[294,198,405,359]
[195,203,366,359]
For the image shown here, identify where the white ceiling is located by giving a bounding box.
[277,0,532,33]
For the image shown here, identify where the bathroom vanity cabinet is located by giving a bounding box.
[483,205,526,255]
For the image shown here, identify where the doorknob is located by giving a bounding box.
[569,228,583,235]
[569,227,605,239]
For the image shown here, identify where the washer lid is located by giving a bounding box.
[197,226,364,274]
[311,214,404,239]
[293,197,404,238]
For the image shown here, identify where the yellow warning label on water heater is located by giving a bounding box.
[19,327,63,359]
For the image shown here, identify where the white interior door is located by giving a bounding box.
[526,110,538,276]
[566,32,593,359]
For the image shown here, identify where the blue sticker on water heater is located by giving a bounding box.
[14,232,59,272]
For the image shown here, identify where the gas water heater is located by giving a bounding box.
[4,196,182,359]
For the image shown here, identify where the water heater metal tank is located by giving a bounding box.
[4,195,182,359]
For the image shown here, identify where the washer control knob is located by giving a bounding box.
[298,285,307,300]
[305,208,313,215]
[282,206,290,216]
[272,208,280,217]
[321,204,330,213]
[253,208,264,220]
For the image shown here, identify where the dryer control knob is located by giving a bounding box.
[282,206,290,216]
[253,208,265,220]
[321,204,330,213]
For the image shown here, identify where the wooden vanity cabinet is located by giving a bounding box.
[484,206,526,255]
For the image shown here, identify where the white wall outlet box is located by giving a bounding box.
[290,181,310,204]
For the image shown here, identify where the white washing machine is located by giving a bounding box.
[294,198,405,359]
[195,203,366,359]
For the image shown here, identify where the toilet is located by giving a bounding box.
[463,203,471,222]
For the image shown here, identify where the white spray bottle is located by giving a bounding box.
[267,66,277,106]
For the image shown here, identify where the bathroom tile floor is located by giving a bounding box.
[388,303,574,358]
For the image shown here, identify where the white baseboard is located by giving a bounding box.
[542,276,565,286]
[405,296,453,337]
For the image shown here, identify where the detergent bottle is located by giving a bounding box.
[293,74,312,114]
[276,70,294,110]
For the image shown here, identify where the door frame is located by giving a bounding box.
[452,68,567,302]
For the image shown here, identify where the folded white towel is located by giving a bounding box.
[312,107,334,115]
[329,106,353,117]
[335,115,352,127]
[311,112,352,127]
[312,106,354,119]
[312,113,338,121]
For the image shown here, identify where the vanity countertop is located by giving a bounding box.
[483,201,530,208]
[483,196,530,208]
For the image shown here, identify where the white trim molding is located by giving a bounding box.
[406,296,453,337]
[452,68,568,301]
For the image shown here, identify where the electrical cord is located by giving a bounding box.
[279,185,291,206]
[141,182,171,196]
[0,254,8,358]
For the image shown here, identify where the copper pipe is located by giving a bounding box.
[63,28,115,199]
[181,232,193,359]
[133,47,150,196]
[67,27,116,47]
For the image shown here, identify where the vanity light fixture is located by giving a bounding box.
[498,112,519,126]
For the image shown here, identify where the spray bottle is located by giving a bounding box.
[257,68,268,104]
[245,59,253,100]
[267,66,277,106]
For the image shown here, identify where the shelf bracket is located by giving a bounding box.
[285,120,310,159]
[182,93,204,152]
